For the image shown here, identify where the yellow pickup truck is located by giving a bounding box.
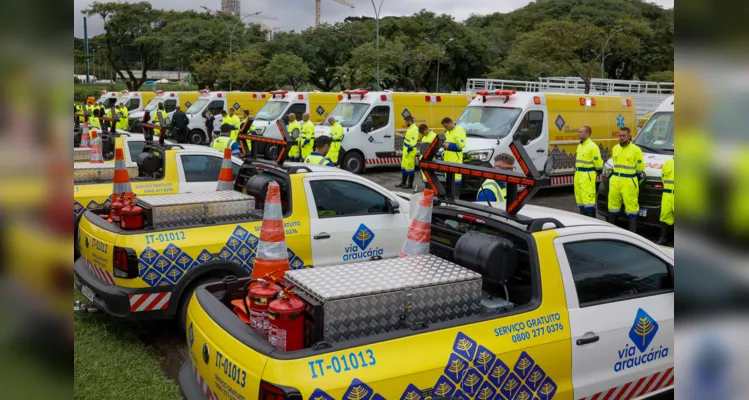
[179,135,674,400]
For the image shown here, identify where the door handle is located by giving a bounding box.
[384,135,392,138]
[314,233,331,240]
[576,336,600,346]
[537,148,546,153]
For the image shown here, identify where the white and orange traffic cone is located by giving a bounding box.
[216,148,234,191]
[109,147,133,223]
[399,188,434,257]
[89,130,104,164]
[251,182,290,279]
[80,120,91,148]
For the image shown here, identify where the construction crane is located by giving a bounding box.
[314,0,355,27]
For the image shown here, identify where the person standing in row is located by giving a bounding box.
[608,127,644,233]
[205,111,216,138]
[574,126,603,218]
[172,105,189,143]
[224,108,241,141]
[657,157,674,245]
[117,103,129,131]
[301,112,315,159]
[287,113,303,162]
[441,117,467,187]
[396,115,419,189]
[327,116,344,167]
[476,154,516,203]
[304,136,334,166]
[419,124,437,188]
[238,111,258,154]
[153,103,168,138]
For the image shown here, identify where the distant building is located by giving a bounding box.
[221,0,241,18]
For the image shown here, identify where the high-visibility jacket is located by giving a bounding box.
[444,125,467,183]
[574,138,603,210]
[153,110,168,136]
[224,115,241,141]
[419,130,438,182]
[608,142,645,217]
[476,179,506,203]
[75,105,83,123]
[211,136,241,157]
[660,157,674,225]
[328,122,344,164]
[118,107,129,130]
[89,111,101,129]
[611,143,644,178]
[304,152,334,167]
[301,120,316,159]
[287,120,303,159]
[238,119,258,151]
[401,124,420,174]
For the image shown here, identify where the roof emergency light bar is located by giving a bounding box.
[272,90,288,99]
[237,119,295,164]
[419,131,551,217]
[342,89,368,100]
[476,89,516,104]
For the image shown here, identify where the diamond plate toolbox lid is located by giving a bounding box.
[285,254,481,301]
[74,162,138,183]
[136,191,256,228]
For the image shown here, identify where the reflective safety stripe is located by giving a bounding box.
[576,160,594,165]
[612,172,638,178]
[663,180,674,184]
[614,164,636,170]
[576,167,596,172]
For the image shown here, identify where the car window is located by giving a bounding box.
[207,101,225,117]
[286,103,307,123]
[163,99,178,113]
[363,106,390,132]
[126,98,140,111]
[310,180,389,218]
[181,155,223,182]
[517,110,544,142]
[127,141,146,160]
[563,240,673,306]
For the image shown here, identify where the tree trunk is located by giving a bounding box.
[584,77,591,95]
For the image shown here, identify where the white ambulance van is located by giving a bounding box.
[96,90,121,108]
[184,91,269,145]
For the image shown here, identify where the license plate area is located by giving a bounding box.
[81,285,95,302]
[639,209,647,217]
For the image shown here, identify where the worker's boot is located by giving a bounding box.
[656,223,672,245]
[405,174,415,189]
[607,213,618,225]
[395,173,407,188]
[579,207,586,215]
[627,216,638,234]
[585,209,597,219]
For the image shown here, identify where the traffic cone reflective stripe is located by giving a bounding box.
[80,120,90,148]
[399,189,434,257]
[216,148,234,191]
[89,130,104,164]
[252,182,290,279]
[112,147,133,202]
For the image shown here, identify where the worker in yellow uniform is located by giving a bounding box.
[237,112,258,155]
[210,125,241,157]
[327,116,344,167]
[396,115,419,189]
[117,103,129,131]
[608,127,645,232]
[574,126,603,218]
[441,117,467,187]
[419,124,437,188]
[89,108,101,130]
[476,153,516,203]
[224,108,241,141]
[657,157,674,245]
[287,113,303,162]
[153,103,168,137]
[74,103,83,128]
[304,136,334,167]
[301,112,316,159]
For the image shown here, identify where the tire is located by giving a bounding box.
[188,129,205,145]
[342,151,365,174]
[177,275,224,332]
[264,144,279,160]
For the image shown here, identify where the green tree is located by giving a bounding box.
[263,54,311,91]
[220,47,267,90]
[645,70,674,82]
[191,52,223,90]
[83,1,165,90]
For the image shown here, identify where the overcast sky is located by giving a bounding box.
[74,0,674,38]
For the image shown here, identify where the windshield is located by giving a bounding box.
[634,111,674,152]
[124,98,140,110]
[186,99,209,115]
[329,103,370,127]
[256,101,289,121]
[101,97,118,108]
[144,98,164,112]
[456,106,522,139]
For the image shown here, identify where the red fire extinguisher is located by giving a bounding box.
[110,195,126,224]
[244,279,282,338]
[119,194,144,230]
[268,285,306,351]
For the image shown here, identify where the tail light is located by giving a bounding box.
[113,246,138,278]
[259,381,302,400]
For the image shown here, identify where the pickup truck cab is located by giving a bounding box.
[74,158,412,325]
[179,136,673,400]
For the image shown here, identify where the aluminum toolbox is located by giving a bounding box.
[74,148,91,161]
[136,191,256,228]
[285,255,482,343]
[73,162,138,183]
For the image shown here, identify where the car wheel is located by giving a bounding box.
[177,275,223,332]
[342,151,365,174]
[188,130,204,145]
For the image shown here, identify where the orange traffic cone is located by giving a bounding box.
[89,130,104,164]
[216,148,234,191]
[80,120,91,148]
[112,147,133,201]
[251,182,290,279]
[399,188,434,257]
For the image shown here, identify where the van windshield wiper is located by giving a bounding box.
[637,144,663,154]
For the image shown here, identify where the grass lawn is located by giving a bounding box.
[74,292,181,400]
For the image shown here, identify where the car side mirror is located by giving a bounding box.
[516,128,532,145]
[388,199,400,214]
